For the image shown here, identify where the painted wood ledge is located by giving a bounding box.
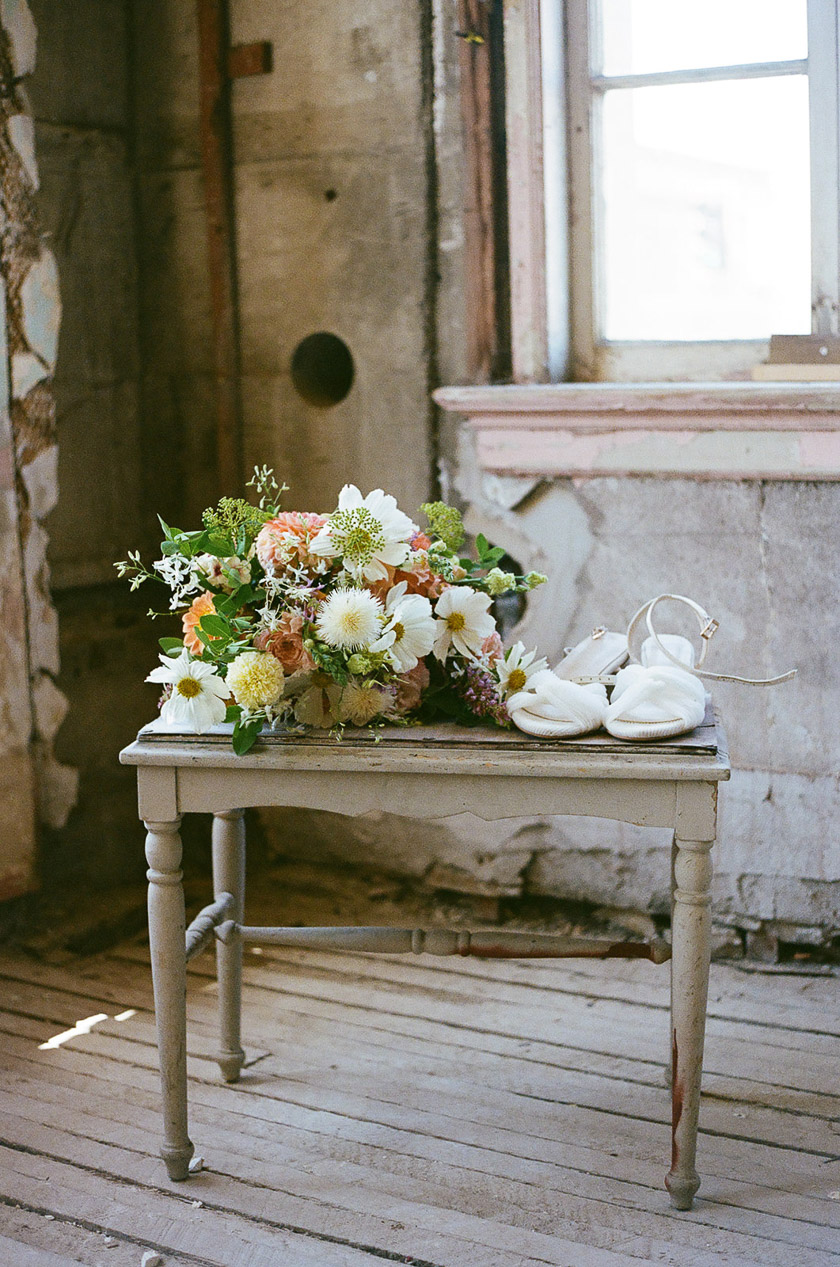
[433,382,840,479]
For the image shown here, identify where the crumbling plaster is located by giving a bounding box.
[0,0,76,901]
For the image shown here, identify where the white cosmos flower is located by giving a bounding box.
[146,649,228,733]
[432,586,496,662]
[369,581,436,672]
[310,485,418,583]
[316,587,383,651]
[495,641,549,698]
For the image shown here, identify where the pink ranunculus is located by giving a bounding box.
[256,511,328,576]
[255,611,315,673]
[393,659,430,715]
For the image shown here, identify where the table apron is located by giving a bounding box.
[165,766,688,827]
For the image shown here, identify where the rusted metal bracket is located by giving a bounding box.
[195,3,272,495]
[215,922,672,963]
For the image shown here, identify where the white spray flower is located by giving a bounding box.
[316,587,383,651]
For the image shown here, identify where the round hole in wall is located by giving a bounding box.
[291,332,354,407]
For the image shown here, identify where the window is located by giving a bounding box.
[546,0,839,381]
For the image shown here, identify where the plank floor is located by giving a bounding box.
[0,863,838,1266]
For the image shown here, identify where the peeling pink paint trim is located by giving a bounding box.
[475,428,840,480]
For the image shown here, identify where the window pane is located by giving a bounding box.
[600,76,811,342]
[599,0,807,76]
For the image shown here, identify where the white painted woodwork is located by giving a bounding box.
[211,809,246,1083]
[503,0,549,382]
[143,817,193,1180]
[434,381,840,479]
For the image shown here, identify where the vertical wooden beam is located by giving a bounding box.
[457,1,510,381]
[196,0,243,494]
[503,0,549,383]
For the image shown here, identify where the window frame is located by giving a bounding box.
[546,0,840,382]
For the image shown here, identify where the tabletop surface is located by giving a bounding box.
[120,705,730,781]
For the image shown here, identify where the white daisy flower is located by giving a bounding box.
[369,581,436,672]
[432,586,496,662]
[310,485,418,583]
[495,641,549,698]
[316,587,383,651]
[146,649,228,733]
[226,650,284,711]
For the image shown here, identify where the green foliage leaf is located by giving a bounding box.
[232,716,263,756]
[158,636,184,654]
[205,534,235,557]
[482,546,505,564]
[198,614,231,637]
[225,704,242,723]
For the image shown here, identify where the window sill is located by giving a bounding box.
[433,382,840,480]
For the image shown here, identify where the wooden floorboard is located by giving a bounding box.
[1,877,838,1266]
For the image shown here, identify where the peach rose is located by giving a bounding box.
[255,611,315,673]
[182,592,216,655]
[368,552,446,602]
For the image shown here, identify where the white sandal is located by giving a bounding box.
[604,594,796,741]
[554,626,628,683]
[508,669,608,738]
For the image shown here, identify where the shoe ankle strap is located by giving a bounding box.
[627,593,797,687]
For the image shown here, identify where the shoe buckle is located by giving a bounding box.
[591,626,606,640]
[700,618,719,640]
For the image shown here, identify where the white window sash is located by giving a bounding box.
[543,0,838,381]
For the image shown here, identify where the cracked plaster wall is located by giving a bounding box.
[0,0,77,901]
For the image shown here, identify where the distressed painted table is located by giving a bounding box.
[120,710,729,1211]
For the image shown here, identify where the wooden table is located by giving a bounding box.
[120,710,729,1211]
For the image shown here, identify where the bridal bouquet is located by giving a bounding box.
[116,468,548,753]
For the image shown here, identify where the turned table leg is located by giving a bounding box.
[666,833,714,1210]
[145,817,194,1181]
[212,809,246,1082]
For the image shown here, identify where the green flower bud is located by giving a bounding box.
[524,571,548,590]
[347,653,372,675]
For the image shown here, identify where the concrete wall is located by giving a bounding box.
[445,464,840,949]
[29,0,145,588]
[132,0,434,519]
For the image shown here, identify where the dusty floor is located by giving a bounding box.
[0,860,838,1266]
